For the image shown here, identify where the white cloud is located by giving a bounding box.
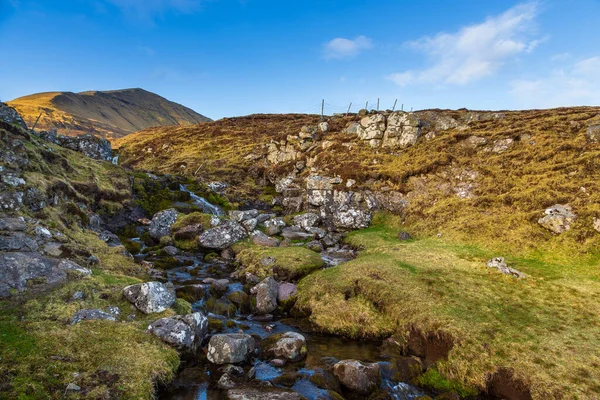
[388,2,539,86]
[103,0,202,18]
[510,56,600,107]
[323,36,373,60]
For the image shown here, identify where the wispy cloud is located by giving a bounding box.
[102,0,203,20]
[388,2,539,86]
[323,36,373,60]
[510,56,600,107]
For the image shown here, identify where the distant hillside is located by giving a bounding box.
[8,88,211,140]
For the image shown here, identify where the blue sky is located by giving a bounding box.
[1,0,599,119]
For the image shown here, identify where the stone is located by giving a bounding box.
[486,257,526,278]
[147,312,208,352]
[488,138,514,153]
[383,112,421,148]
[358,114,386,140]
[277,283,298,304]
[306,175,342,191]
[58,260,92,277]
[462,135,488,148]
[538,204,576,234]
[217,373,237,389]
[345,122,362,135]
[305,240,324,253]
[332,209,371,230]
[71,309,116,324]
[211,279,230,297]
[241,218,258,232]
[229,209,259,222]
[250,277,279,314]
[123,281,176,314]
[198,221,248,249]
[72,291,85,301]
[0,232,39,252]
[207,333,256,364]
[0,102,27,129]
[226,387,304,400]
[106,306,121,316]
[261,332,307,362]
[263,218,287,236]
[65,383,81,392]
[281,226,314,241]
[0,217,26,231]
[333,360,381,394]
[398,232,411,241]
[22,188,46,212]
[593,217,600,233]
[0,191,23,211]
[99,231,121,247]
[1,173,25,187]
[55,133,112,161]
[586,124,600,142]
[293,213,320,231]
[318,122,328,133]
[251,230,280,247]
[163,245,178,256]
[34,226,52,240]
[149,209,178,240]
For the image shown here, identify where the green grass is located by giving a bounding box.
[295,212,600,399]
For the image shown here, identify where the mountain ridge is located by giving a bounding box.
[7,88,211,140]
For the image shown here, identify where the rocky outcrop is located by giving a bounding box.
[586,124,600,142]
[123,281,176,314]
[149,208,179,240]
[0,102,27,129]
[260,331,307,362]
[207,333,256,364]
[52,134,113,161]
[147,312,208,352]
[198,221,248,249]
[71,309,116,324]
[538,204,576,234]
[333,360,381,394]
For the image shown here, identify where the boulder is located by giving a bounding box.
[277,282,298,304]
[198,221,248,250]
[229,209,259,223]
[207,333,256,364]
[281,226,314,241]
[123,281,176,314]
[318,122,328,133]
[0,232,38,252]
[149,209,178,240]
[163,245,178,256]
[0,191,23,211]
[147,312,208,351]
[241,218,258,232]
[486,257,526,278]
[538,204,576,234]
[358,114,386,140]
[226,387,304,400]
[0,217,26,231]
[0,102,27,129]
[345,122,362,135]
[71,309,116,324]
[293,213,321,231]
[250,277,279,314]
[263,218,287,236]
[333,360,381,394]
[261,331,307,362]
[383,112,421,148]
[586,124,600,143]
[487,138,514,153]
[332,209,371,230]
[250,231,280,247]
[462,135,488,148]
[56,134,112,161]
[210,279,230,297]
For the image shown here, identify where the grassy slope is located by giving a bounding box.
[296,213,600,398]
[0,129,179,399]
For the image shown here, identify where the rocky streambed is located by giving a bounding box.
[121,191,431,400]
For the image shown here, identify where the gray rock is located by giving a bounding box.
[22,188,46,212]
[261,331,307,362]
[123,281,176,314]
[0,232,38,252]
[0,217,26,231]
[106,306,121,316]
[383,112,421,148]
[293,213,321,231]
[251,230,280,247]
[358,114,386,140]
[262,218,287,236]
[226,387,304,400]
[333,360,381,394]
[149,209,178,240]
[318,121,328,133]
[58,260,92,276]
[250,277,279,314]
[0,191,23,211]
[34,226,52,240]
[99,231,121,247]
[229,209,259,222]
[345,122,362,135]
[241,218,258,232]
[305,240,324,253]
[486,257,526,278]
[277,283,298,304]
[217,373,237,390]
[281,226,314,241]
[462,135,488,148]
[488,138,514,153]
[147,312,208,352]
[1,173,25,187]
[538,204,576,234]
[163,245,178,256]
[256,213,275,224]
[207,333,256,364]
[0,102,27,129]
[398,232,411,241]
[332,209,371,230]
[71,309,116,324]
[308,227,327,239]
[72,291,85,301]
[43,242,63,257]
[586,124,600,142]
[198,221,248,250]
[211,279,230,297]
[56,133,112,161]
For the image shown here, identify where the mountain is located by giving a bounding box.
[7,88,211,140]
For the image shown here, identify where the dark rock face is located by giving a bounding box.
[149,208,179,240]
[123,281,176,314]
[0,102,27,129]
[55,134,113,161]
[198,221,248,250]
[333,359,381,394]
[0,252,91,298]
[71,309,117,324]
[147,312,208,352]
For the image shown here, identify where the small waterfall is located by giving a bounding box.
[179,184,225,216]
[111,155,119,165]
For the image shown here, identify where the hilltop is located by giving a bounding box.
[7,88,211,140]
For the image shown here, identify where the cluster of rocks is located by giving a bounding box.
[38,131,113,161]
[346,111,421,149]
[0,102,27,129]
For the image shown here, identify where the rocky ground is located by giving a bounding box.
[4,101,600,399]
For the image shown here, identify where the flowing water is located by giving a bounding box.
[179,184,225,217]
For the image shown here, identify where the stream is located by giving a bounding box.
[132,190,429,400]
